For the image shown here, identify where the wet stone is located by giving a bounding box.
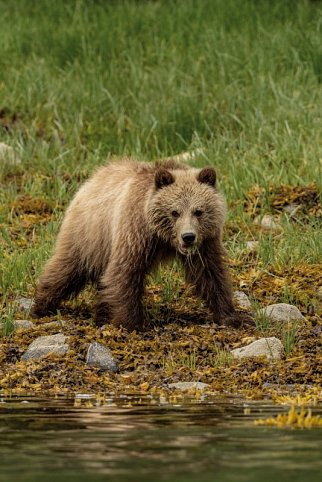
[86,342,118,372]
[259,303,306,323]
[168,382,209,391]
[21,334,69,361]
[231,337,284,361]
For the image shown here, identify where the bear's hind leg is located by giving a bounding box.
[33,251,87,317]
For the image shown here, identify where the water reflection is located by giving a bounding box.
[0,395,321,482]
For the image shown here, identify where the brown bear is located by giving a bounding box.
[33,157,242,330]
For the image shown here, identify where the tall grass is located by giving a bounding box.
[1,1,321,167]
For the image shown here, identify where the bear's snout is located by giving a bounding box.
[181,232,196,245]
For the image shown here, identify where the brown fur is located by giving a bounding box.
[33,158,240,330]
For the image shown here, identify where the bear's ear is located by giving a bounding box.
[155,168,175,189]
[197,167,216,187]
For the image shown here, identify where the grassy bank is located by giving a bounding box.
[0,0,321,395]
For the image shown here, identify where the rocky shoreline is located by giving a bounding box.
[1,292,320,400]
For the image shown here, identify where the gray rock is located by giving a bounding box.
[245,240,259,251]
[255,214,281,231]
[0,142,21,165]
[0,320,11,333]
[21,334,69,361]
[259,303,306,323]
[168,382,209,391]
[316,287,322,301]
[283,203,302,217]
[16,297,34,313]
[0,319,34,333]
[233,291,252,310]
[86,342,118,372]
[41,320,67,330]
[13,320,34,330]
[231,337,284,361]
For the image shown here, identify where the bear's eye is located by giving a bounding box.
[194,209,203,218]
[171,210,180,218]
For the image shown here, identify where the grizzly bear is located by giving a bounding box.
[33,158,242,330]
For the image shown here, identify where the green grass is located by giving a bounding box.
[0,0,321,336]
[163,347,197,374]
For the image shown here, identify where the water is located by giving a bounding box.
[0,394,321,482]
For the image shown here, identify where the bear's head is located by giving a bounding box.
[148,166,226,255]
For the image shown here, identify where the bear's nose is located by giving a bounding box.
[181,232,196,245]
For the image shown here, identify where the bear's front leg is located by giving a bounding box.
[95,260,146,331]
[183,240,251,328]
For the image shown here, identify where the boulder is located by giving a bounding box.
[245,240,259,251]
[168,381,209,391]
[231,337,284,361]
[283,203,302,217]
[86,342,118,372]
[255,214,281,231]
[21,334,69,361]
[41,320,67,330]
[1,319,34,334]
[316,287,322,301]
[233,291,252,310]
[16,297,34,313]
[13,320,34,330]
[0,142,21,165]
[259,303,305,323]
